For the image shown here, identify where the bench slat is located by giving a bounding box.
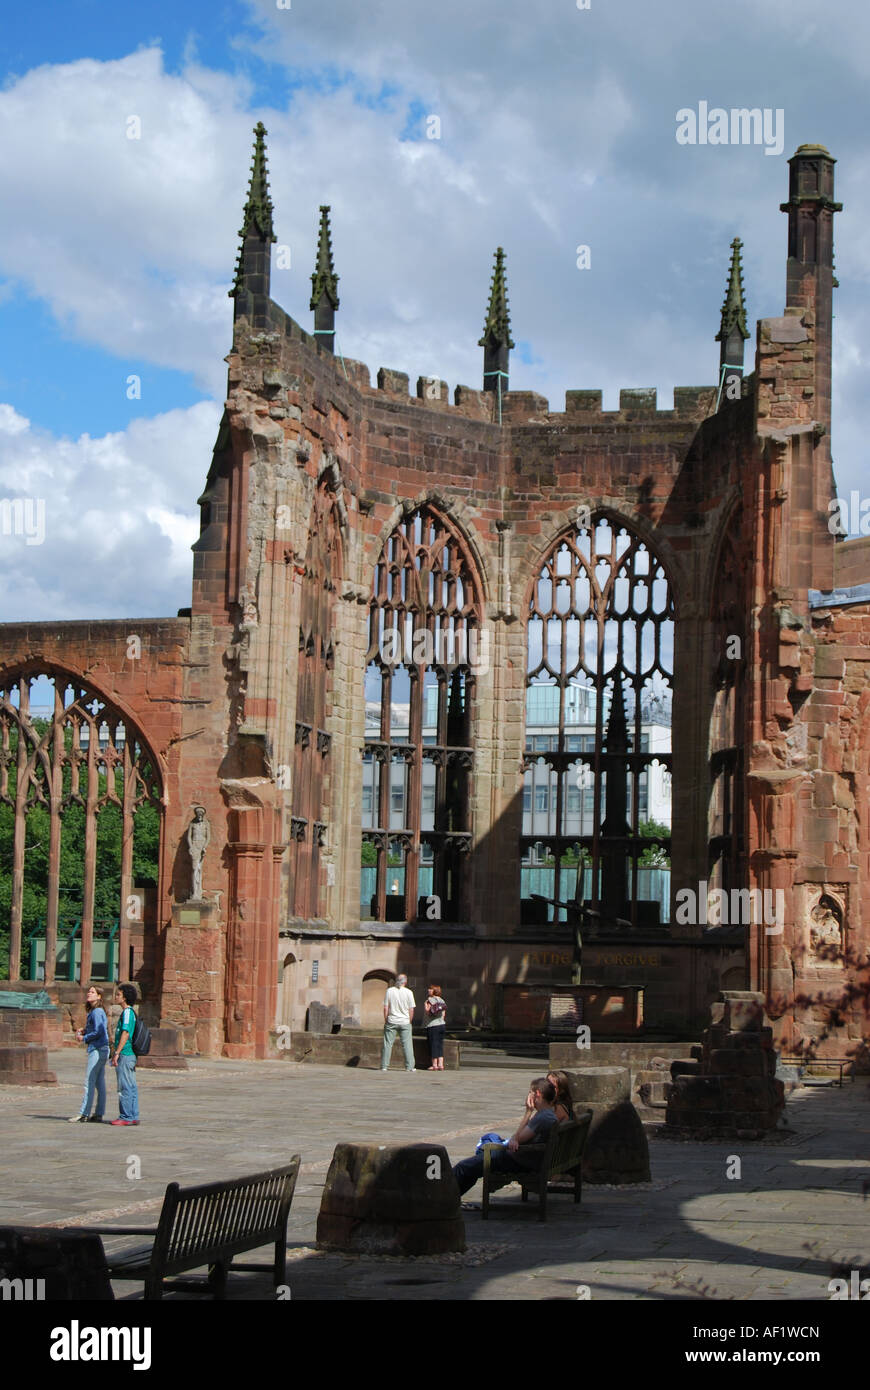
[169,1193,194,1264]
[192,1193,215,1260]
[224,1185,247,1245]
[245,1178,272,1236]
[178,1192,205,1263]
[191,1193,213,1260]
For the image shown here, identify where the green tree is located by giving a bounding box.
[0,722,160,980]
[638,818,671,868]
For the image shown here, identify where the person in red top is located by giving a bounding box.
[424,985,447,1070]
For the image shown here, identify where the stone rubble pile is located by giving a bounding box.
[665,991,786,1139]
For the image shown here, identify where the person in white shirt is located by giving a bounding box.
[380,974,417,1071]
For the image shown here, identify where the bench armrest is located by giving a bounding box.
[69,1225,158,1236]
[481,1142,503,1174]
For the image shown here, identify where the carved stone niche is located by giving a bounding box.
[804,887,845,966]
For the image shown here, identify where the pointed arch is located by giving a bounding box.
[362,503,484,923]
[521,505,682,619]
[521,510,673,930]
[0,667,163,988]
[369,492,493,609]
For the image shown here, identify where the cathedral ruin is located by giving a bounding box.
[1,129,866,1067]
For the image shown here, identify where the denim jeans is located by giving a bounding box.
[81,1047,109,1118]
[116,1053,139,1121]
[453,1145,544,1196]
[381,1022,415,1070]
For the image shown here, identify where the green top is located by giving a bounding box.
[114,1006,136,1058]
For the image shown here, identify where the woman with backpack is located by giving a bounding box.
[110,983,140,1126]
[424,984,447,1070]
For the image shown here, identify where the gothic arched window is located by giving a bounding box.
[522,513,673,930]
[289,477,342,919]
[362,506,482,922]
[0,671,162,987]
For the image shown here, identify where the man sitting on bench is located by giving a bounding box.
[452,1077,559,1196]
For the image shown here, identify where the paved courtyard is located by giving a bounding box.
[1,1051,868,1302]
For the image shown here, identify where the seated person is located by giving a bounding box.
[547,1069,574,1122]
[453,1077,558,1197]
[504,1069,572,1137]
[475,1078,542,1152]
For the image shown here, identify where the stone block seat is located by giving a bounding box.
[559,1069,651,1183]
[317,1141,465,1254]
[0,1226,114,1299]
[0,1043,57,1085]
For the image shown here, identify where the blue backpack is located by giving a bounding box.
[475,1132,508,1153]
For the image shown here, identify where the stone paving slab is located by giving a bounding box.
[0,1051,868,1303]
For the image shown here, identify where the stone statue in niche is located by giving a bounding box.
[809,891,843,958]
[186,806,211,901]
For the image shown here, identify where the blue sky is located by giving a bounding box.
[3,2,266,93]
[0,0,306,437]
[0,0,868,619]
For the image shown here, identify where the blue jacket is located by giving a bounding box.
[83,1006,109,1052]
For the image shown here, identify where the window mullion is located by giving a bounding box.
[406,666,423,917]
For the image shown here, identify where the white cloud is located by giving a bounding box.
[0,404,30,436]
[0,49,251,397]
[0,8,867,618]
[0,26,865,419]
[0,401,218,620]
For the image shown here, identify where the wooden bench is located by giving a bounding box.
[77,1159,300,1299]
[481,1112,593,1221]
[780,1056,854,1087]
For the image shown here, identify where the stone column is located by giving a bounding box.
[160,901,223,1055]
[223,793,282,1059]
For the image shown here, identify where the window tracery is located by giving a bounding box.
[0,672,162,985]
[361,506,482,922]
[523,513,673,929]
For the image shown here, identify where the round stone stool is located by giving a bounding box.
[316,1141,466,1255]
[562,1066,630,1105]
[562,1070,650,1184]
